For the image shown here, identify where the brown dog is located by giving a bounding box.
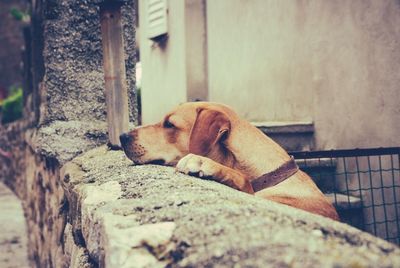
[120,102,339,220]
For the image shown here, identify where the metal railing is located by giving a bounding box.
[291,147,400,245]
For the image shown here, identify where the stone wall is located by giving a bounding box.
[3,122,400,267]
[0,0,28,91]
[0,119,109,267]
[1,0,137,266]
[0,121,27,196]
[60,146,399,267]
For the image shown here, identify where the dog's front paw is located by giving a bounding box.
[176,154,217,178]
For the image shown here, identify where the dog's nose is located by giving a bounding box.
[119,133,132,146]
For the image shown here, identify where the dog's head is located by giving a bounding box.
[120,102,233,166]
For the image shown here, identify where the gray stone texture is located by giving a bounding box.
[29,120,108,164]
[61,146,399,268]
[0,121,27,195]
[40,0,137,124]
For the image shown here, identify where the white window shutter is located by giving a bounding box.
[146,0,168,40]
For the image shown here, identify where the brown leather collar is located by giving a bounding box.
[251,156,299,192]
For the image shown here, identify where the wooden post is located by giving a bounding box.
[100,1,129,149]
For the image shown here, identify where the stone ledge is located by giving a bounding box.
[252,121,314,134]
[61,146,400,268]
[25,120,109,165]
[253,121,315,151]
[326,193,363,210]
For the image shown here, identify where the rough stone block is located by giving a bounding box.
[39,0,137,124]
[60,146,400,268]
[253,121,315,151]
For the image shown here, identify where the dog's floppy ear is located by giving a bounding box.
[189,108,231,156]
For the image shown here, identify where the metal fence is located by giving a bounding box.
[291,147,400,245]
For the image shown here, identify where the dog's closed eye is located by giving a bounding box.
[163,120,175,128]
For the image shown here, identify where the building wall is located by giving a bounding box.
[309,0,400,149]
[139,0,207,124]
[207,0,314,122]
[207,0,400,149]
[139,0,399,149]
[139,0,187,124]
[185,0,208,103]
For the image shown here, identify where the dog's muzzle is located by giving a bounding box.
[119,132,147,163]
[119,133,132,148]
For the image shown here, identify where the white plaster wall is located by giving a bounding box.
[207,0,315,122]
[139,0,187,124]
[310,0,400,149]
[140,0,400,149]
[207,0,400,148]
[185,0,208,102]
[139,0,207,124]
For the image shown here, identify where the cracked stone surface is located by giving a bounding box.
[28,120,108,165]
[62,146,400,268]
[26,120,137,165]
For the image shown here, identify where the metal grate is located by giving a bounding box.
[290,147,400,245]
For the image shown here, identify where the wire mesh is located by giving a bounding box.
[291,147,400,245]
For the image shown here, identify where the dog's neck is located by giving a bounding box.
[207,144,237,169]
[226,120,292,178]
[202,119,292,179]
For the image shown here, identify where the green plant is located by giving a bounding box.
[0,87,23,124]
[9,7,30,23]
